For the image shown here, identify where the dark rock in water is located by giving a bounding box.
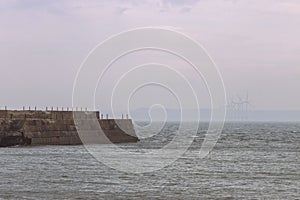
[0,110,139,147]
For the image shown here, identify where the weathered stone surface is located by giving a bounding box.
[0,110,139,147]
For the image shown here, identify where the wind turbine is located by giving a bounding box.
[241,91,254,120]
[227,96,239,120]
[230,96,242,121]
[226,92,254,121]
[236,94,245,120]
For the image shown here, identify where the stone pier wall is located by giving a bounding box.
[0,110,138,147]
[0,110,99,120]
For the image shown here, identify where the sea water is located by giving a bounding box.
[0,122,299,199]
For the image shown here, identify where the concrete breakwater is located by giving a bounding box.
[0,110,139,147]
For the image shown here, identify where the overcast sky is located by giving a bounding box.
[0,0,299,111]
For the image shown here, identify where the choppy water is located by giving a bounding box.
[0,122,299,199]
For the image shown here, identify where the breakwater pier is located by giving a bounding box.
[0,109,139,147]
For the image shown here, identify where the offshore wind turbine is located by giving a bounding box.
[241,91,254,120]
[227,92,253,121]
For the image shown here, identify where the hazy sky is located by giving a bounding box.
[1,0,299,111]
